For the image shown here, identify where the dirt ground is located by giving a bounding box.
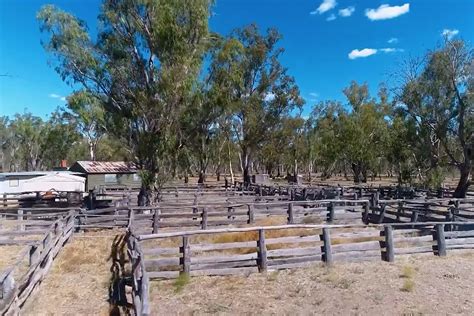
[21,229,126,316]
[151,253,474,315]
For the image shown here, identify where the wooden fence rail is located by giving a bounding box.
[0,211,75,315]
[134,221,474,280]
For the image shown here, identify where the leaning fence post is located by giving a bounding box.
[362,202,370,224]
[180,236,191,274]
[257,229,267,272]
[128,208,134,229]
[321,227,333,265]
[247,204,255,224]
[434,224,447,256]
[287,203,294,224]
[382,225,395,262]
[378,204,387,224]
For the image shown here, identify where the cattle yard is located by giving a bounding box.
[1,182,474,315]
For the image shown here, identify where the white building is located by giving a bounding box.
[0,171,85,194]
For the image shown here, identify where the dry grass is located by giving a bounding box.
[22,229,127,315]
[401,278,415,292]
[150,254,474,315]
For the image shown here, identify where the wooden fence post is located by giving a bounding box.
[227,206,234,220]
[3,193,7,208]
[287,203,294,224]
[381,225,395,262]
[181,236,191,274]
[152,208,160,234]
[434,224,447,256]
[128,208,134,228]
[327,202,335,223]
[17,209,24,231]
[201,208,208,230]
[257,229,267,272]
[29,245,39,267]
[321,227,333,265]
[362,202,370,224]
[377,204,387,224]
[247,204,255,224]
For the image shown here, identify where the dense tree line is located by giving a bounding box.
[2,0,472,202]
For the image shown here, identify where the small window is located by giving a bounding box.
[133,174,141,182]
[104,174,118,184]
[9,179,19,187]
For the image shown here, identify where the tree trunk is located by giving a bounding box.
[198,170,205,184]
[453,164,471,198]
[352,163,362,184]
[138,184,152,206]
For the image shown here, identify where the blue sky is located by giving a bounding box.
[0,0,473,118]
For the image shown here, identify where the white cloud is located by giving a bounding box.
[49,93,66,102]
[442,29,459,40]
[348,48,378,60]
[309,92,319,101]
[365,3,410,21]
[339,6,355,17]
[264,92,275,102]
[311,0,337,15]
[326,14,337,21]
[387,37,398,44]
[380,48,404,53]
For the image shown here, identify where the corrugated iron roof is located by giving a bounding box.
[75,161,137,174]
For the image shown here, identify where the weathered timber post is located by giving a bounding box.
[410,210,419,228]
[362,201,370,224]
[180,236,191,274]
[434,224,447,256]
[303,188,308,201]
[152,208,160,234]
[287,202,294,224]
[127,208,134,229]
[43,231,52,249]
[396,201,403,221]
[201,208,208,230]
[227,206,234,220]
[247,204,255,224]
[257,229,267,272]
[3,193,7,208]
[378,204,387,224]
[17,209,24,231]
[327,202,335,223]
[29,245,39,267]
[321,227,333,265]
[381,225,395,262]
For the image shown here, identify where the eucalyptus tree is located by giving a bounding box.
[38,0,213,204]
[399,39,473,196]
[210,24,303,184]
[66,90,105,161]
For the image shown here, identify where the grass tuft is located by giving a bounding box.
[173,273,190,293]
[401,279,415,292]
[400,265,415,279]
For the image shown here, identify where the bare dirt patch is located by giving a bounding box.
[151,253,474,315]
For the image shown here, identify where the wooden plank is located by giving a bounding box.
[145,258,181,269]
[191,259,256,271]
[191,252,258,264]
[394,246,434,255]
[190,241,257,252]
[444,237,474,245]
[332,240,381,253]
[189,266,258,277]
[267,255,320,266]
[266,235,320,245]
[267,246,321,257]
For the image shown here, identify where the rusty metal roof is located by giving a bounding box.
[74,161,137,174]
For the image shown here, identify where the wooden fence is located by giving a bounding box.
[77,199,370,232]
[127,230,150,316]
[133,221,474,281]
[0,211,75,314]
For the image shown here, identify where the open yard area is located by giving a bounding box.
[21,230,126,315]
[151,253,474,315]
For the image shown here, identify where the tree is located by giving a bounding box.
[38,0,213,204]
[210,24,303,184]
[66,90,105,161]
[400,39,473,196]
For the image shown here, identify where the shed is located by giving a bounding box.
[69,161,141,191]
[0,171,85,194]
